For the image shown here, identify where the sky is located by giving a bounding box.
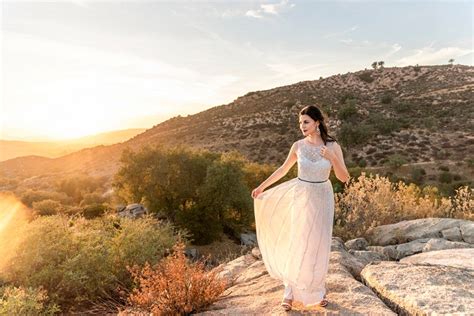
[1,0,472,141]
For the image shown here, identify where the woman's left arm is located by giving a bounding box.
[326,142,350,183]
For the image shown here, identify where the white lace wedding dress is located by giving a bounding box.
[253,138,335,306]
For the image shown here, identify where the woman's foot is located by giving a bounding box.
[318,296,329,307]
[281,298,293,311]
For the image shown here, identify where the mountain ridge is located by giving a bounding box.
[1,64,472,184]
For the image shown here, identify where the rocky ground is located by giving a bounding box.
[193,218,474,315]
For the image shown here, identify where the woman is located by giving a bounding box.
[251,105,350,311]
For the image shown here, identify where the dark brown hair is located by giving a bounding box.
[299,105,337,145]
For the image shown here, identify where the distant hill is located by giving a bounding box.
[1,65,473,187]
[0,128,146,162]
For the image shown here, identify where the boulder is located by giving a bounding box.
[361,261,474,315]
[366,218,472,246]
[345,237,369,251]
[422,238,474,252]
[441,226,462,241]
[350,250,389,264]
[391,238,431,259]
[117,203,147,219]
[400,248,474,270]
[461,222,474,243]
[240,232,257,246]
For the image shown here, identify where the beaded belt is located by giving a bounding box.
[297,177,329,183]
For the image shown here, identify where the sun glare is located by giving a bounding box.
[0,193,29,271]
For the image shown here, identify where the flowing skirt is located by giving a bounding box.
[254,177,334,306]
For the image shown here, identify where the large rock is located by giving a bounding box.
[345,237,369,250]
[349,250,389,264]
[117,203,147,218]
[366,218,472,246]
[461,222,474,243]
[400,248,474,270]
[441,226,462,241]
[212,253,257,288]
[422,238,474,252]
[361,261,474,315]
[391,238,431,259]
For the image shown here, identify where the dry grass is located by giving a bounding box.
[122,238,227,315]
[334,172,473,240]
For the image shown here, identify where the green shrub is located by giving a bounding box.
[0,286,60,315]
[439,171,453,183]
[338,103,358,121]
[393,102,412,113]
[57,175,107,204]
[1,215,182,311]
[337,124,372,147]
[357,72,374,83]
[410,167,426,184]
[381,94,393,104]
[32,199,63,216]
[438,165,450,171]
[20,190,71,208]
[386,154,408,169]
[81,203,108,219]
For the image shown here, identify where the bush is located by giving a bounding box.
[333,173,473,240]
[337,124,372,147]
[338,101,358,121]
[126,240,226,315]
[0,286,60,315]
[381,94,393,104]
[32,199,63,216]
[386,154,407,169]
[439,171,453,183]
[410,167,426,184]
[81,203,108,219]
[357,72,374,83]
[20,190,71,208]
[0,215,182,311]
[438,165,450,171]
[57,175,107,204]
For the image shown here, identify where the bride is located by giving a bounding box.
[251,105,350,311]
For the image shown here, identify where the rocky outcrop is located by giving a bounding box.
[400,248,474,270]
[195,238,395,315]
[361,261,474,315]
[366,218,473,246]
[195,218,474,315]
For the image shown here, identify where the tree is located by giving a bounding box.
[113,145,216,221]
[113,145,253,245]
[371,61,378,70]
[448,58,455,66]
[378,61,385,69]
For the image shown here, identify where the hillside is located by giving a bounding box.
[0,128,146,162]
[1,64,472,186]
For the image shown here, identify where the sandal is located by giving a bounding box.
[281,298,293,311]
[318,297,329,307]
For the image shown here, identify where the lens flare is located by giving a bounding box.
[0,193,30,274]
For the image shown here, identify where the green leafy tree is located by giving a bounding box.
[113,145,216,221]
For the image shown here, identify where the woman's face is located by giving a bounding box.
[299,114,319,136]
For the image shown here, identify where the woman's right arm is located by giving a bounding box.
[251,141,298,198]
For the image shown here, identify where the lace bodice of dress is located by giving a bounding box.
[296,139,333,182]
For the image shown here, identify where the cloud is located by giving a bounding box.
[396,45,473,66]
[245,10,264,19]
[324,25,358,39]
[245,0,295,19]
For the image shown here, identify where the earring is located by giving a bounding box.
[315,125,321,135]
